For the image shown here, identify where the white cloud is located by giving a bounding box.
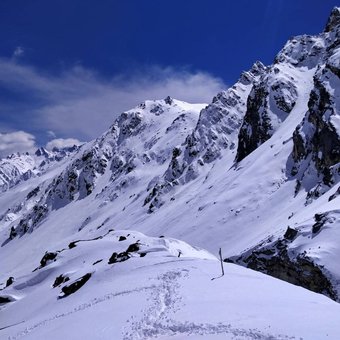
[0,58,227,142]
[45,138,82,151]
[0,131,36,157]
[12,46,24,59]
[47,130,57,139]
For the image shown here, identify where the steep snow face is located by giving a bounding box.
[2,229,340,340]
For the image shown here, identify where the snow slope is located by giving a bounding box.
[2,230,340,340]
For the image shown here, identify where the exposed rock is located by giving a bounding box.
[40,252,58,268]
[0,146,79,194]
[5,277,14,288]
[0,295,15,304]
[92,259,103,265]
[53,274,69,288]
[329,186,340,201]
[164,96,173,105]
[108,251,130,264]
[324,7,340,32]
[236,82,271,162]
[283,227,298,241]
[13,204,49,237]
[9,227,17,240]
[229,234,338,301]
[26,186,40,200]
[68,230,115,249]
[312,213,328,235]
[60,273,92,298]
[126,242,140,252]
[236,65,297,162]
[289,63,340,201]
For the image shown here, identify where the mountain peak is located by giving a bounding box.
[324,7,340,32]
[164,95,173,105]
[250,60,266,75]
[35,147,50,157]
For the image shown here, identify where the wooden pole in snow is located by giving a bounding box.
[219,248,224,276]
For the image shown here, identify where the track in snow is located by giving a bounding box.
[7,285,156,340]
[123,269,297,340]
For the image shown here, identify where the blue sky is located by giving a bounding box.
[0,0,338,156]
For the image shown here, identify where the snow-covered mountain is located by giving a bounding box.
[0,146,80,193]
[1,7,340,340]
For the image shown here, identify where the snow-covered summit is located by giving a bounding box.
[0,145,81,193]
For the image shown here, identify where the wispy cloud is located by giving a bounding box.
[0,58,227,145]
[0,131,36,157]
[45,138,82,151]
[12,46,24,59]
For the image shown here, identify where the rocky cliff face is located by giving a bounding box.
[236,65,299,162]
[289,9,340,203]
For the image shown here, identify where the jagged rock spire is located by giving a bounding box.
[324,7,340,32]
[164,96,173,105]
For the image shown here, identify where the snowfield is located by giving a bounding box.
[1,230,340,340]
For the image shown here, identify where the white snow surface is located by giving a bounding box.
[1,230,340,340]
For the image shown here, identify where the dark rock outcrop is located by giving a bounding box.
[53,274,70,288]
[324,7,340,32]
[289,65,340,201]
[126,242,140,253]
[60,273,92,298]
[5,277,14,288]
[108,251,130,264]
[40,251,58,268]
[236,82,271,162]
[0,295,15,304]
[283,227,298,241]
[228,222,338,301]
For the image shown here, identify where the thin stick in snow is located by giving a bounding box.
[211,248,225,280]
[219,247,225,276]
